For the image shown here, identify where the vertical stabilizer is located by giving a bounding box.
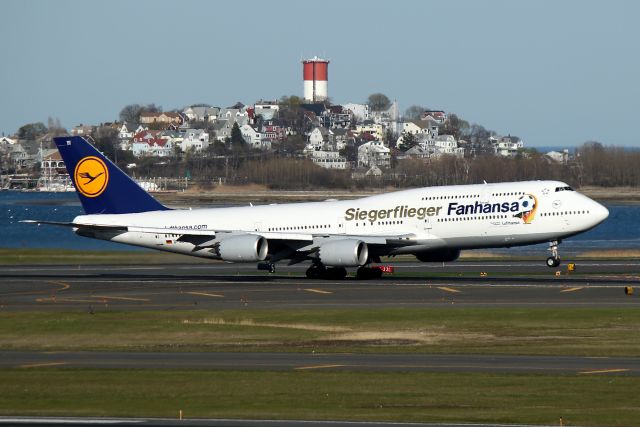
[54,136,169,214]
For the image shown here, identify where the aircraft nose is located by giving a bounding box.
[593,201,609,224]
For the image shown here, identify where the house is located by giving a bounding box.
[241,124,270,150]
[405,144,432,159]
[342,103,370,121]
[358,140,390,169]
[132,131,173,157]
[490,135,524,157]
[139,112,182,126]
[254,100,280,121]
[420,110,447,125]
[545,150,570,164]
[308,149,349,170]
[355,122,384,141]
[182,106,220,122]
[308,127,334,149]
[260,118,287,144]
[0,137,16,146]
[71,124,96,136]
[180,129,210,152]
[433,135,464,157]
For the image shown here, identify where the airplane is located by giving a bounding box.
[23,136,609,279]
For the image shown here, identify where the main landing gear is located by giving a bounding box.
[546,240,561,268]
[305,264,347,280]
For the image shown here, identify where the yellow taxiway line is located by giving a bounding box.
[20,362,67,369]
[560,287,584,293]
[304,288,333,295]
[578,368,629,375]
[437,286,461,293]
[92,295,150,302]
[295,364,344,370]
[185,291,224,298]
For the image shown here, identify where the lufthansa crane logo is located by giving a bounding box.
[74,156,109,197]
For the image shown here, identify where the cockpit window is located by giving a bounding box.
[555,186,574,192]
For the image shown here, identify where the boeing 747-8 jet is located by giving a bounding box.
[25,136,609,279]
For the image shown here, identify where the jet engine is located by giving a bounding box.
[217,234,268,262]
[318,239,368,267]
[415,248,460,263]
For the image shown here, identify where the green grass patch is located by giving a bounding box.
[0,369,637,426]
[2,308,639,356]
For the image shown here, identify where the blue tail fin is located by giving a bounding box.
[54,136,169,214]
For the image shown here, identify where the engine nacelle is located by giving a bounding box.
[318,239,368,267]
[217,234,268,262]
[415,248,460,263]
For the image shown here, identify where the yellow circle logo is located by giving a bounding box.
[74,156,109,198]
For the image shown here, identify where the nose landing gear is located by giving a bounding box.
[546,240,561,268]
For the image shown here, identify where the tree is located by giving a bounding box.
[367,93,391,112]
[404,105,426,121]
[47,117,66,137]
[399,132,417,151]
[18,122,47,140]
[119,103,162,124]
[231,122,245,146]
[93,126,119,162]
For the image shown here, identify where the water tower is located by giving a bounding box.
[302,56,329,102]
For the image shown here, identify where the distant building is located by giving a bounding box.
[309,149,348,170]
[139,112,182,126]
[180,129,210,152]
[132,131,173,157]
[491,135,524,157]
[358,140,390,169]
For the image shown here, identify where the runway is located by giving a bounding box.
[0,260,637,311]
[3,350,639,375]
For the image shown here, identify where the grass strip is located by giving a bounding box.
[1,308,639,356]
[0,369,638,426]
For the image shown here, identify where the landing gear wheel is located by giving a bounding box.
[546,256,561,268]
[356,266,383,280]
[546,240,562,268]
[305,264,326,279]
[325,267,347,280]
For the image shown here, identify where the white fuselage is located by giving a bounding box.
[72,180,609,261]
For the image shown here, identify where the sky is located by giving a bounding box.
[1,0,639,147]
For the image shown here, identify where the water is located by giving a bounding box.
[1,191,638,255]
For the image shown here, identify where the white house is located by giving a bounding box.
[254,101,279,120]
[308,127,333,149]
[241,124,270,150]
[358,141,391,169]
[342,103,370,121]
[180,129,210,152]
[309,150,348,170]
[490,135,524,157]
[132,131,173,157]
[433,135,464,157]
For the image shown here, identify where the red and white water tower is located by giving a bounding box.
[302,56,329,102]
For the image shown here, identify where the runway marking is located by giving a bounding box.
[295,364,344,370]
[186,291,224,298]
[19,362,67,369]
[49,280,71,291]
[91,295,150,302]
[304,288,333,295]
[561,287,584,293]
[36,297,99,303]
[437,286,461,293]
[578,368,629,375]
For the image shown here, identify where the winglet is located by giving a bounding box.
[54,136,169,214]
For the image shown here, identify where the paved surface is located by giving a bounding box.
[0,417,562,427]
[3,351,639,375]
[0,261,637,311]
